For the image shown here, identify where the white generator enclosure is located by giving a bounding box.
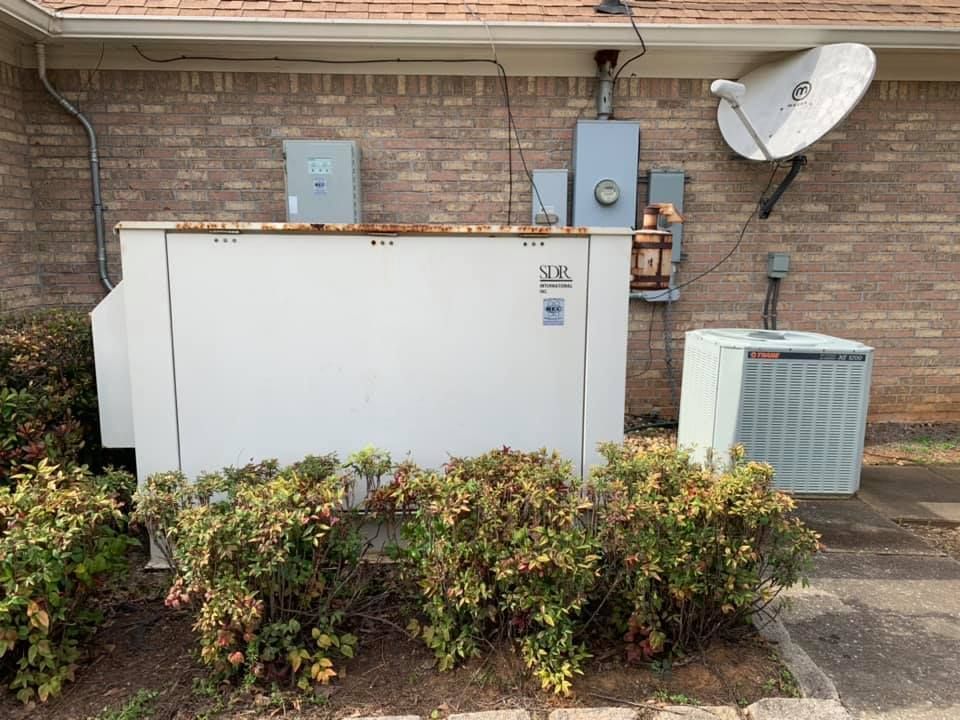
[94,223,631,495]
[678,329,873,495]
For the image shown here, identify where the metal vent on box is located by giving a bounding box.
[678,329,873,495]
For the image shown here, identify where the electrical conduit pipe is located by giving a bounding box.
[35,43,113,292]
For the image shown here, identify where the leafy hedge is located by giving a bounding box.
[0,462,136,702]
[377,448,599,694]
[588,438,819,660]
[134,441,818,698]
[133,455,366,689]
[0,311,100,484]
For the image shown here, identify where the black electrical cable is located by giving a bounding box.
[769,277,781,330]
[131,45,552,226]
[612,3,647,83]
[642,162,782,302]
[761,277,774,329]
[663,293,678,409]
[75,42,105,113]
[626,301,661,378]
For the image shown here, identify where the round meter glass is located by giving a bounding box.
[594,179,620,206]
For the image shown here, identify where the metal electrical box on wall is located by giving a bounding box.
[531,169,569,225]
[283,140,361,223]
[648,169,685,263]
[572,120,640,227]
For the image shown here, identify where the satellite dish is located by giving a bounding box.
[713,43,876,161]
[711,43,876,217]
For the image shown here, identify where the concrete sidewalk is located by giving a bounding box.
[780,466,960,720]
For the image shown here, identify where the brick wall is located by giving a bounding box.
[16,68,960,421]
[0,62,39,311]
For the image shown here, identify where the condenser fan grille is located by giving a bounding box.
[736,358,868,494]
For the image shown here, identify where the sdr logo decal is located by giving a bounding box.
[539,264,572,281]
[539,265,574,293]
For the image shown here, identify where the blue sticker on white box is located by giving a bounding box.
[543,298,565,326]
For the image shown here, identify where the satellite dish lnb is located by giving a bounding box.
[711,43,876,217]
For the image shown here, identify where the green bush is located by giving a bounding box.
[0,461,136,702]
[132,455,365,689]
[0,311,99,483]
[588,438,819,660]
[377,448,599,694]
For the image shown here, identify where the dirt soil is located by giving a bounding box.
[0,553,796,719]
[897,522,960,561]
[862,423,960,466]
[2,612,794,720]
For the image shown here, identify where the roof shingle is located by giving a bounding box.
[37,0,960,27]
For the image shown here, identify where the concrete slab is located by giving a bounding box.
[650,707,739,720]
[746,698,851,720]
[780,553,960,720]
[449,713,530,720]
[859,467,960,524]
[930,465,960,483]
[548,709,636,720]
[793,500,940,555]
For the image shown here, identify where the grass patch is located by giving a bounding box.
[90,689,158,720]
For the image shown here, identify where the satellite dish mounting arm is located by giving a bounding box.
[710,80,774,161]
[759,155,806,219]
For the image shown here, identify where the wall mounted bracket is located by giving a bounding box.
[759,155,806,219]
[594,0,628,14]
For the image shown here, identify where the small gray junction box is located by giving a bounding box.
[283,140,361,223]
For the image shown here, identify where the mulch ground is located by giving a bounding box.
[0,550,797,720]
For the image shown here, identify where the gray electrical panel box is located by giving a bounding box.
[648,169,685,263]
[767,252,790,278]
[283,140,361,223]
[530,169,569,226]
[572,120,640,228]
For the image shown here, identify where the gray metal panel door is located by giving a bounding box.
[648,169,685,263]
[283,140,360,223]
[572,121,640,227]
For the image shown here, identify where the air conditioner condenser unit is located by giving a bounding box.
[677,329,873,495]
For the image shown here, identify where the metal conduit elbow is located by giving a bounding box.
[36,43,114,293]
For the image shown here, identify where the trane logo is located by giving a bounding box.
[540,265,572,281]
[750,351,781,359]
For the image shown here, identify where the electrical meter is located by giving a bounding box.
[594,179,620,206]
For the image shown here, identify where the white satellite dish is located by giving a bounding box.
[710,43,876,216]
[713,43,876,161]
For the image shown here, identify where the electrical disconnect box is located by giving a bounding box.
[767,252,791,278]
[648,169,685,263]
[531,169,569,225]
[572,120,640,228]
[283,140,361,223]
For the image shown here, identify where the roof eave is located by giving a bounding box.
[3,0,960,51]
